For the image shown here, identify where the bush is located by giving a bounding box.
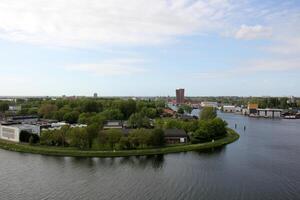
[190,118,227,143]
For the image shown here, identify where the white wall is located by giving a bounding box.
[0,125,20,142]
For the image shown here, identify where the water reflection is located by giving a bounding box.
[193,145,226,156]
[47,154,167,170]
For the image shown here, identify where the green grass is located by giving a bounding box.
[0,129,239,158]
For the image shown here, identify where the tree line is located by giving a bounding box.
[40,125,165,150]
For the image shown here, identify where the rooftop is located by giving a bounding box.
[164,128,187,138]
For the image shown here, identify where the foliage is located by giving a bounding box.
[128,113,151,128]
[177,107,184,114]
[200,107,217,120]
[106,129,122,149]
[179,104,193,114]
[0,102,9,112]
[190,118,227,143]
[86,123,100,148]
[150,129,165,147]
[140,107,157,118]
[0,129,239,157]
[101,109,124,120]
[38,104,58,119]
[63,111,80,124]
[69,128,89,149]
[128,129,152,148]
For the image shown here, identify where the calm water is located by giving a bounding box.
[0,113,300,200]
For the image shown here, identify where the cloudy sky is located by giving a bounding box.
[0,0,299,96]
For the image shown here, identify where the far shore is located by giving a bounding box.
[0,129,239,158]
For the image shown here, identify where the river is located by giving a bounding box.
[0,113,299,200]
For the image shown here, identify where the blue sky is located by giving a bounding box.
[0,0,299,96]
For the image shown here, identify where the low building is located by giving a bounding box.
[103,120,123,129]
[9,105,21,112]
[201,102,218,108]
[164,128,188,144]
[7,115,39,124]
[248,103,258,115]
[223,105,236,112]
[162,108,176,117]
[235,106,242,113]
[178,114,198,120]
[257,109,283,118]
[242,108,249,115]
[0,124,40,142]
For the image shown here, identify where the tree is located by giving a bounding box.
[180,105,193,114]
[164,119,183,129]
[182,121,199,133]
[210,118,227,138]
[82,100,100,113]
[128,129,151,148]
[119,99,136,119]
[38,104,58,118]
[190,117,227,143]
[69,128,89,149]
[0,102,9,112]
[177,107,184,114]
[119,137,131,150]
[40,131,53,146]
[63,111,79,124]
[86,123,100,148]
[150,129,165,147]
[101,109,124,120]
[128,113,151,128]
[141,107,157,118]
[98,130,108,145]
[200,107,217,120]
[106,129,122,149]
[59,125,69,147]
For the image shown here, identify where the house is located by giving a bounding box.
[164,128,188,144]
[103,120,123,129]
[162,108,176,117]
[178,114,198,120]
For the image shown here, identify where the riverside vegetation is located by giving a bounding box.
[0,98,238,156]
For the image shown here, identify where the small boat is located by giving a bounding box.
[284,115,296,119]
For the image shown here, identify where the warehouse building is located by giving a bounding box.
[0,124,40,143]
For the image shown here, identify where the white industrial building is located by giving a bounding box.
[257,109,283,118]
[223,105,236,112]
[0,124,40,143]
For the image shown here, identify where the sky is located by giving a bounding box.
[0,0,299,97]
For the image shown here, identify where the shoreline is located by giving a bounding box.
[0,129,239,158]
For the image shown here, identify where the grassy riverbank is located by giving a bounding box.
[0,129,239,157]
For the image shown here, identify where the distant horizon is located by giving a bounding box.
[0,94,298,98]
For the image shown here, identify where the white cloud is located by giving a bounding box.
[0,0,232,47]
[191,57,300,80]
[235,25,272,40]
[65,58,147,76]
[239,58,300,72]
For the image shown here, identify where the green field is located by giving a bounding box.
[0,129,239,158]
